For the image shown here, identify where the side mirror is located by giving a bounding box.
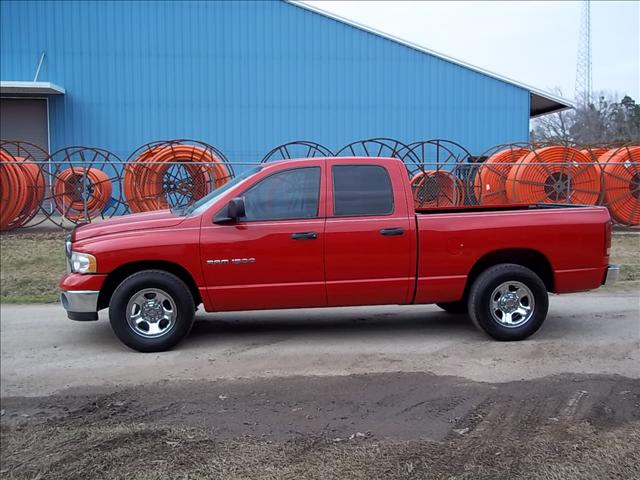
[228,197,245,219]
[214,197,245,224]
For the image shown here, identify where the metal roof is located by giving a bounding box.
[291,1,574,117]
[0,81,65,95]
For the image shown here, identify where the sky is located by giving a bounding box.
[302,1,640,102]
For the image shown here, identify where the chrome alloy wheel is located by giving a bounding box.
[489,281,535,328]
[126,288,177,338]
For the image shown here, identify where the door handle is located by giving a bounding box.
[291,231,318,240]
[380,227,404,236]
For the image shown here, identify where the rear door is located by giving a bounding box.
[324,159,415,306]
[200,162,327,311]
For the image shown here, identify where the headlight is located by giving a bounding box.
[70,252,97,274]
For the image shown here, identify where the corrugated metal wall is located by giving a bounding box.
[1,0,530,165]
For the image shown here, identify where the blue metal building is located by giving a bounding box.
[0,0,571,165]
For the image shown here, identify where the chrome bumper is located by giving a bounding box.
[60,290,99,321]
[604,265,620,286]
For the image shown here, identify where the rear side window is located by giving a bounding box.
[242,167,321,221]
[332,165,394,216]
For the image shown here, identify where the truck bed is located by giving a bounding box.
[413,205,610,304]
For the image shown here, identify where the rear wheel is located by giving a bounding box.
[109,270,195,352]
[468,264,548,341]
[436,301,468,314]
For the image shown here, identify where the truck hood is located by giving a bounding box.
[73,210,186,241]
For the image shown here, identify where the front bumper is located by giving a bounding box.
[603,264,620,286]
[60,290,100,321]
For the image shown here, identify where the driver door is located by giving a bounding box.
[200,162,327,311]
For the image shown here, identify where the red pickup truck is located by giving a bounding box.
[60,157,619,352]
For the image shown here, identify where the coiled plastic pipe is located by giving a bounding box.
[474,148,529,204]
[580,147,609,161]
[123,145,231,212]
[13,160,45,228]
[0,153,27,230]
[581,147,608,200]
[599,146,639,226]
[0,152,44,230]
[411,170,464,208]
[505,146,600,205]
[53,167,113,221]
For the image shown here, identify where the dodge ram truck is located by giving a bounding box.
[60,156,619,352]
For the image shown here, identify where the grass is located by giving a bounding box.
[610,233,640,282]
[1,420,639,479]
[0,230,637,304]
[0,231,67,303]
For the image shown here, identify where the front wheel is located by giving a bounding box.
[468,264,548,341]
[109,270,195,352]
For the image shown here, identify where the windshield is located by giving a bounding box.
[185,166,262,216]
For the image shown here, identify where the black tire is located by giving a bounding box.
[468,264,548,341]
[436,301,468,314]
[109,270,195,352]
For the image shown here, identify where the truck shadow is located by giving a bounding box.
[187,306,478,340]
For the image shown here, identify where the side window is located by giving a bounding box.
[332,165,394,216]
[242,167,321,221]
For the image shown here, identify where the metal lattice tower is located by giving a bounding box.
[575,0,593,106]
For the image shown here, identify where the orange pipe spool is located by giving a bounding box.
[53,167,113,221]
[0,152,43,230]
[580,147,608,199]
[411,170,464,208]
[123,145,231,213]
[581,146,609,179]
[505,146,600,205]
[9,158,46,229]
[598,146,640,226]
[473,148,529,205]
[0,155,27,230]
[580,147,609,161]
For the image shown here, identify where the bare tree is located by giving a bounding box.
[531,111,573,144]
[531,90,640,145]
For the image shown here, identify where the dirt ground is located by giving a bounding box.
[1,373,639,479]
[1,289,639,479]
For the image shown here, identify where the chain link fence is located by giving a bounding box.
[1,139,638,230]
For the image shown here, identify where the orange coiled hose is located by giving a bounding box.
[0,152,45,230]
[473,148,529,204]
[11,159,45,229]
[411,170,464,208]
[580,147,609,161]
[53,167,113,221]
[0,153,28,230]
[123,145,231,212]
[581,147,608,196]
[598,146,640,226]
[505,146,600,205]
